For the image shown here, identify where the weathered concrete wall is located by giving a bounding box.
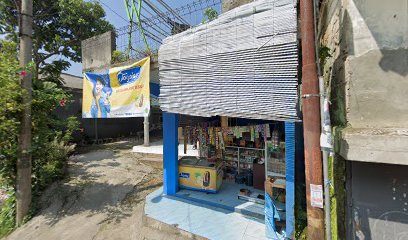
[81,31,116,72]
[60,73,83,89]
[346,49,408,128]
[348,162,408,240]
[344,0,408,128]
[222,0,253,13]
[320,0,408,129]
[345,0,407,56]
[319,0,346,127]
[319,4,348,238]
[320,0,408,163]
[319,0,408,238]
[339,127,408,165]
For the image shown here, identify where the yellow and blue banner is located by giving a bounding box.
[82,57,150,118]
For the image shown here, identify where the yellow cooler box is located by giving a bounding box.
[178,157,223,193]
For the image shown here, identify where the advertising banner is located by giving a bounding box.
[82,57,150,118]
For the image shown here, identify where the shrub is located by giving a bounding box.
[0,191,16,237]
[0,40,79,237]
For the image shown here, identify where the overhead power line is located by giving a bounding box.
[156,0,189,25]
[98,0,128,23]
[143,0,171,27]
[113,0,225,61]
[98,0,164,42]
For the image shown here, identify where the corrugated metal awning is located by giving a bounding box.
[159,0,299,121]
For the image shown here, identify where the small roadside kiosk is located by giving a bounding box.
[159,0,301,238]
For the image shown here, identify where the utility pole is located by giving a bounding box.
[300,0,325,239]
[16,0,33,225]
[144,115,150,146]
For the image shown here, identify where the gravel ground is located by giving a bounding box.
[5,141,163,240]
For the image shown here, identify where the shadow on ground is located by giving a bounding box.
[6,141,163,240]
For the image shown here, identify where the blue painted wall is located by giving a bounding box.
[163,112,179,195]
[285,122,296,237]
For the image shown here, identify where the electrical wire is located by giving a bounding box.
[141,5,172,30]
[98,0,130,24]
[140,14,168,37]
[100,0,162,44]
[143,0,172,27]
[113,0,225,61]
[156,0,189,25]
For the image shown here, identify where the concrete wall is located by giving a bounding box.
[61,73,83,89]
[320,0,408,129]
[81,31,116,72]
[319,0,408,165]
[222,0,253,13]
[319,0,408,238]
[344,0,408,129]
[348,162,408,240]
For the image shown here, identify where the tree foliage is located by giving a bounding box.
[0,0,114,84]
[0,40,80,237]
[0,0,112,235]
[202,7,218,23]
[0,41,23,186]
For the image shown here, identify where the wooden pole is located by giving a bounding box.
[300,0,325,239]
[16,0,33,225]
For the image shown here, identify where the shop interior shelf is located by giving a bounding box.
[226,146,264,151]
[224,145,266,174]
[224,159,238,162]
[267,159,285,164]
[267,171,286,178]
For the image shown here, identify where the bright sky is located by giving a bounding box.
[65,0,205,76]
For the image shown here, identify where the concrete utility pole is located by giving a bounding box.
[300,0,325,239]
[144,115,149,146]
[16,0,33,225]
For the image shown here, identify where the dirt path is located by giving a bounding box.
[6,142,163,240]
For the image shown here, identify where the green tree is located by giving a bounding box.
[0,0,114,84]
[0,40,25,236]
[0,0,113,235]
[202,7,218,23]
[0,41,23,187]
[0,39,79,237]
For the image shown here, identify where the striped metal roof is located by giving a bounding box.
[159,0,299,121]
